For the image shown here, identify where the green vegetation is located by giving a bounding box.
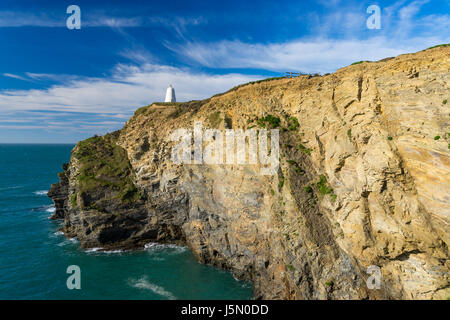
[119,184,140,202]
[133,105,151,116]
[316,175,336,203]
[388,136,393,141]
[287,160,305,175]
[131,99,209,121]
[351,61,365,65]
[443,99,448,105]
[211,76,286,99]
[286,116,299,131]
[304,185,313,194]
[286,264,295,272]
[208,111,222,128]
[74,132,142,206]
[152,101,182,106]
[317,175,333,195]
[278,172,285,190]
[257,115,281,128]
[165,100,210,119]
[347,129,352,140]
[88,203,107,213]
[279,177,285,189]
[70,193,77,207]
[325,279,334,287]
[434,135,441,140]
[331,193,337,202]
[167,106,186,119]
[298,143,312,155]
[425,43,450,50]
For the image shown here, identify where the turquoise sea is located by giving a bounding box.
[0,144,253,300]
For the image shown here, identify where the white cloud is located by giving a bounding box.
[0,10,206,30]
[167,35,448,74]
[166,0,449,74]
[3,73,34,82]
[0,63,261,115]
[0,61,257,139]
[0,11,141,27]
[0,11,62,27]
[85,16,144,28]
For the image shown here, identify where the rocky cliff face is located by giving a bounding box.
[49,47,450,300]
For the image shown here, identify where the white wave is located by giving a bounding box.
[57,237,78,246]
[54,231,64,236]
[85,248,125,254]
[34,190,48,195]
[103,249,125,254]
[46,206,55,213]
[129,277,176,300]
[144,242,187,254]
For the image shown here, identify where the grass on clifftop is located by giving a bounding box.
[74,131,142,205]
[133,100,210,120]
[211,76,286,99]
[425,43,450,50]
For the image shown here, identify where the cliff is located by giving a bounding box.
[48,46,450,300]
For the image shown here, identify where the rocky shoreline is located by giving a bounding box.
[48,47,449,299]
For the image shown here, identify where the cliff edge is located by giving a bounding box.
[49,46,450,299]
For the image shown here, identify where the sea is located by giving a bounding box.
[0,144,253,300]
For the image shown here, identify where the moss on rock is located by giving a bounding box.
[74,131,142,206]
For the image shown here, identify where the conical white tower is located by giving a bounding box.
[164,85,176,102]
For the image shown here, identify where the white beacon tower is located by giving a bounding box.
[164,84,176,102]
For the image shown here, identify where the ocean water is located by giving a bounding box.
[0,144,253,300]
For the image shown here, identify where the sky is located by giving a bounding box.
[0,0,448,143]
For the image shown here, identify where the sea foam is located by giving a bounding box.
[33,190,48,196]
[46,206,55,213]
[129,277,176,300]
[85,248,125,254]
[144,242,187,254]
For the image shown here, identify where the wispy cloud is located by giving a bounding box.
[0,11,62,27]
[0,61,261,136]
[3,73,34,82]
[148,16,207,39]
[167,1,449,73]
[0,64,259,113]
[0,11,139,27]
[85,16,144,28]
[0,10,206,30]
[167,36,447,74]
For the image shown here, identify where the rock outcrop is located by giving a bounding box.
[49,47,450,299]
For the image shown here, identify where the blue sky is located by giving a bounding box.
[0,0,449,143]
